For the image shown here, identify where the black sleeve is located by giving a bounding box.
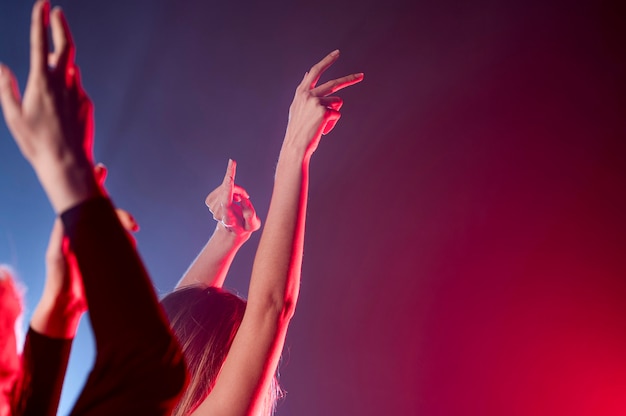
[61,197,186,416]
[12,328,73,416]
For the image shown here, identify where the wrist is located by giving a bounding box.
[277,142,311,177]
[31,293,85,339]
[212,223,250,246]
[37,289,85,315]
[280,133,312,161]
[34,155,101,214]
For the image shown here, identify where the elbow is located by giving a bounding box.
[280,297,297,322]
[260,292,298,326]
[248,280,300,326]
[274,278,300,322]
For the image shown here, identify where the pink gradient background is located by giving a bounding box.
[0,0,625,414]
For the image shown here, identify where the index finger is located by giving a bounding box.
[302,50,340,90]
[50,6,75,75]
[312,72,364,97]
[233,184,250,200]
[222,158,236,202]
[29,0,50,79]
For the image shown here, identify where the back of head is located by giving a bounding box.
[161,286,246,415]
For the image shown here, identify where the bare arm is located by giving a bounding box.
[0,3,186,413]
[177,226,248,289]
[177,159,260,289]
[30,219,85,339]
[193,51,363,415]
[23,180,137,416]
[15,219,82,416]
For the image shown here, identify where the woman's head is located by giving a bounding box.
[161,286,281,416]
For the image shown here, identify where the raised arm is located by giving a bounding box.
[30,164,137,340]
[194,51,363,415]
[29,219,85,339]
[0,2,185,413]
[14,219,84,416]
[177,159,261,289]
[17,180,139,416]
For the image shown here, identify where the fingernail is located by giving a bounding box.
[331,49,340,56]
[355,72,364,79]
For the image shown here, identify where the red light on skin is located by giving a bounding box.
[0,268,23,416]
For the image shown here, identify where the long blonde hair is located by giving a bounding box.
[161,286,282,416]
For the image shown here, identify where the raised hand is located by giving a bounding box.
[0,1,98,213]
[195,53,362,415]
[205,159,261,238]
[176,159,260,289]
[0,1,92,166]
[284,50,363,157]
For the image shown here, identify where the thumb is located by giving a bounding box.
[0,64,22,128]
[322,110,341,135]
[94,163,109,194]
[116,208,139,233]
[240,197,261,231]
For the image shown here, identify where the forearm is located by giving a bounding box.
[13,328,73,416]
[61,197,173,344]
[247,143,309,320]
[177,225,249,289]
[31,234,86,340]
[30,293,83,340]
[65,197,186,414]
[28,163,101,340]
[204,143,309,415]
[32,156,101,215]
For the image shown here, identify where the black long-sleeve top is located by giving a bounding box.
[15,197,187,416]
